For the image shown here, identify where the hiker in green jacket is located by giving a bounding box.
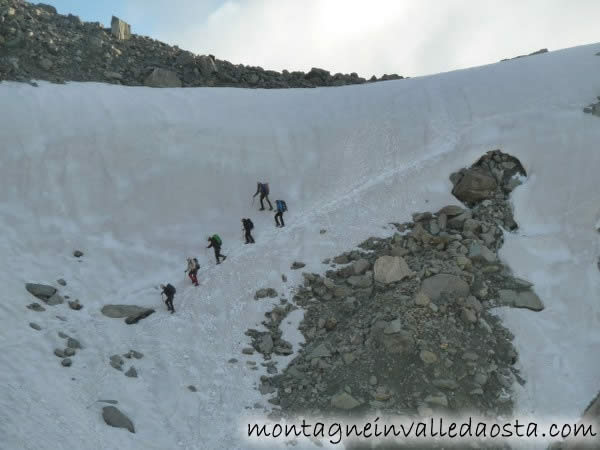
[207,235,226,264]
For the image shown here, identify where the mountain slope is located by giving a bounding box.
[0,43,599,449]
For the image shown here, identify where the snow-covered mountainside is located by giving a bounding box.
[1,43,599,450]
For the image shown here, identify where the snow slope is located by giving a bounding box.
[1,43,599,449]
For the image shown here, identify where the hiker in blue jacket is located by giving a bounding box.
[207,235,227,264]
[275,200,287,227]
[253,182,272,211]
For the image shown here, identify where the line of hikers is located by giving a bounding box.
[160,182,288,313]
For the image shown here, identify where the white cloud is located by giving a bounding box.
[151,0,600,77]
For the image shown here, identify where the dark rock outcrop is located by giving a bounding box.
[0,0,403,88]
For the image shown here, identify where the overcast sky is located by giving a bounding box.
[45,0,600,77]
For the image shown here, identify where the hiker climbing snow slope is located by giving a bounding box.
[207,234,227,264]
[253,182,272,211]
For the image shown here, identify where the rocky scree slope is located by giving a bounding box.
[0,0,404,88]
[247,150,542,448]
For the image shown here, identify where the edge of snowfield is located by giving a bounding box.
[0,43,599,450]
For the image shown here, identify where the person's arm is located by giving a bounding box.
[207,241,213,248]
[253,185,259,197]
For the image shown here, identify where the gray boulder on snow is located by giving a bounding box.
[101,305,152,318]
[25,283,63,305]
[102,406,135,433]
[125,309,155,324]
[498,289,544,311]
[451,168,498,204]
[254,288,278,300]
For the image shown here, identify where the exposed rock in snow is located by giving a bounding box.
[101,305,152,318]
[125,308,155,324]
[102,406,135,433]
[25,283,63,305]
[254,288,277,300]
[26,303,45,312]
[498,289,544,311]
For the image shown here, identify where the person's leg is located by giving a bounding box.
[214,248,220,264]
[266,196,273,210]
[275,212,281,226]
[281,213,285,227]
[250,233,255,243]
[245,230,251,244]
[259,194,265,210]
[191,271,198,286]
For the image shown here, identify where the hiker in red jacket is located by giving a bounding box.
[185,257,200,286]
[207,235,226,264]
[253,182,272,211]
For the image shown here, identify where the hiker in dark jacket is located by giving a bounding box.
[207,235,227,264]
[253,182,272,211]
[242,218,255,244]
[185,257,200,286]
[160,283,176,313]
[275,200,287,227]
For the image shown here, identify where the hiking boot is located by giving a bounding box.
[269,207,273,211]
[259,208,265,211]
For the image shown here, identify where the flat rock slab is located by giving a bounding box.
[27,303,45,312]
[374,256,413,284]
[25,283,56,300]
[125,309,155,324]
[331,392,361,410]
[420,274,470,301]
[26,283,62,304]
[498,289,544,311]
[102,406,135,433]
[101,305,152,318]
[254,288,278,300]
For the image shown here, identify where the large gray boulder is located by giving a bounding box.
[197,55,217,76]
[25,283,56,300]
[102,406,135,433]
[101,305,151,318]
[25,283,63,305]
[373,256,413,284]
[420,274,470,301]
[144,68,182,88]
[468,242,497,264]
[437,205,466,217]
[111,16,131,40]
[125,309,155,324]
[452,168,497,204]
[498,289,544,311]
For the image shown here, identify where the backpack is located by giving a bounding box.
[259,182,269,195]
[247,219,254,230]
[276,200,287,212]
[193,258,200,270]
[212,234,222,246]
[164,283,176,296]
